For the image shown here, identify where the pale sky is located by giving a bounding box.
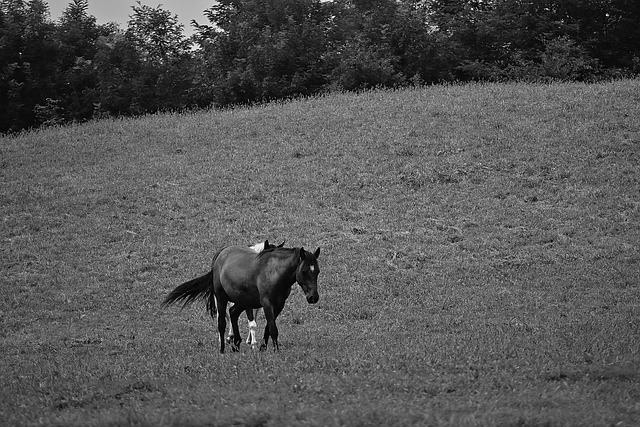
[46,0,213,36]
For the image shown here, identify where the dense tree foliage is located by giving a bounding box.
[193,0,329,106]
[1,0,638,133]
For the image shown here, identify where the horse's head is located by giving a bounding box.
[296,247,320,304]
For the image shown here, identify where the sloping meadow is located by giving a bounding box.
[1,81,639,426]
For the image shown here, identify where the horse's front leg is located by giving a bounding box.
[260,304,278,352]
[261,303,286,352]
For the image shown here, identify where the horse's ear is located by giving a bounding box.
[264,239,269,247]
[314,247,320,259]
[299,247,305,259]
[277,240,285,248]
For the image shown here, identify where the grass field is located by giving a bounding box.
[1,80,639,426]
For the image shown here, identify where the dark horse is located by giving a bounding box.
[163,245,320,353]
[228,239,286,347]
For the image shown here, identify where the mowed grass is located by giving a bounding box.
[1,80,639,426]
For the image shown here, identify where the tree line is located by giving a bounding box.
[2,0,639,133]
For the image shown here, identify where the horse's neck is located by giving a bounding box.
[266,250,299,287]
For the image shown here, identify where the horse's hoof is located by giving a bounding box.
[259,344,267,352]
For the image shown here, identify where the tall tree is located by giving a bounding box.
[56,0,104,121]
[126,1,190,64]
[57,0,98,65]
[93,30,143,116]
[0,0,58,131]
[123,1,194,112]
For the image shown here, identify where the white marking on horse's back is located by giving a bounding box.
[249,242,265,252]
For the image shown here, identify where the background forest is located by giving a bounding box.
[1,0,639,133]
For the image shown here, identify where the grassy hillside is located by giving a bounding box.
[1,80,639,426]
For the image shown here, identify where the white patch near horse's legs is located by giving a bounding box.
[225,309,233,341]
[216,312,227,345]
[214,299,222,343]
[226,326,234,343]
[247,319,257,347]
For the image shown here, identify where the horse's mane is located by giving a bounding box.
[255,247,297,259]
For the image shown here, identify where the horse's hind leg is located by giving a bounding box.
[215,298,228,354]
[225,310,234,344]
[228,304,243,351]
[226,305,240,345]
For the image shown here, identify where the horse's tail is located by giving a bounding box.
[162,270,215,315]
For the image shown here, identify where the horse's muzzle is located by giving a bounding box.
[306,294,319,304]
